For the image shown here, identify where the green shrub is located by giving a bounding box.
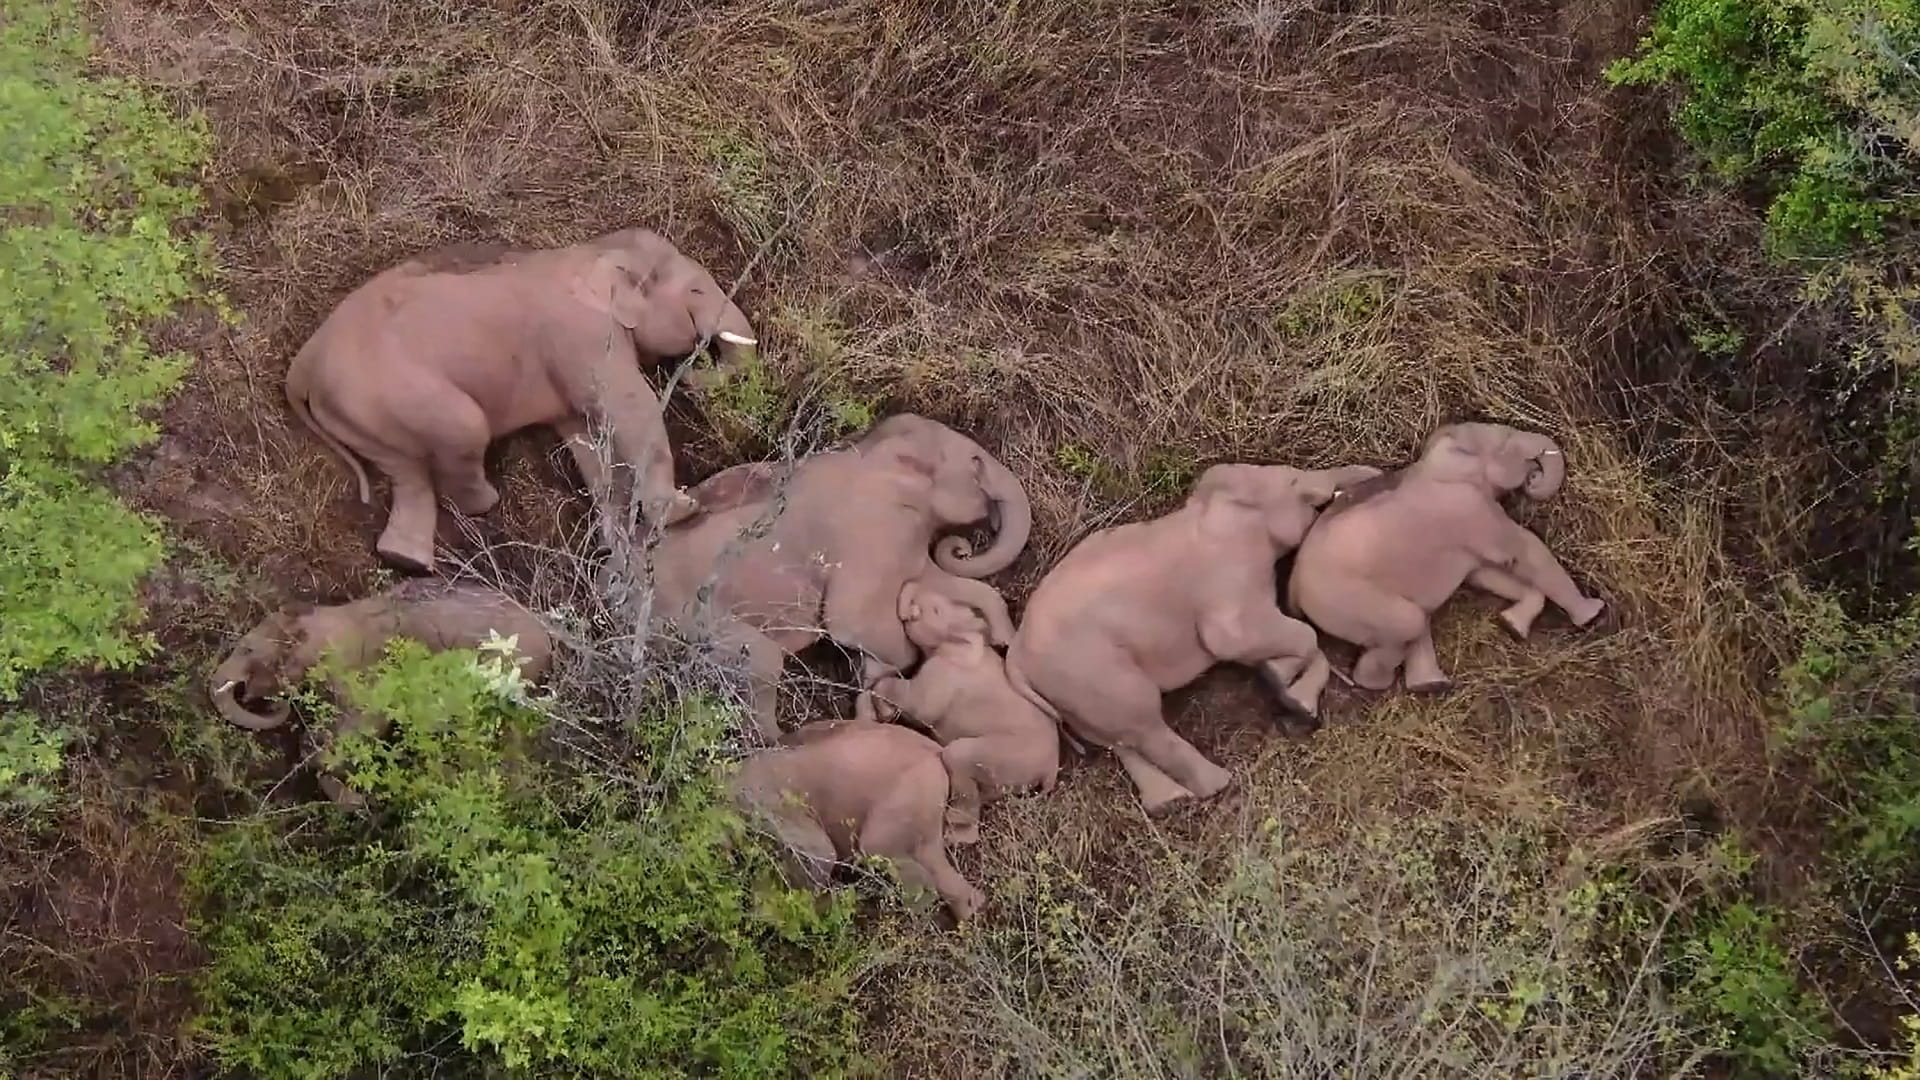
[1670,897,1830,1075]
[0,711,71,814]
[1608,0,1919,256]
[1778,590,1920,874]
[0,0,214,696]
[190,641,865,1078]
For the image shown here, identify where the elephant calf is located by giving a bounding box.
[1005,462,1380,815]
[1288,422,1605,691]
[210,580,553,805]
[867,581,1059,843]
[728,720,985,921]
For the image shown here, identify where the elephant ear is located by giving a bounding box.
[571,252,653,330]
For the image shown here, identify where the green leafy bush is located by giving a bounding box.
[0,711,72,814]
[1608,0,1919,255]
[1779,591,1920,873]
[0,0,214,695]
[189,641,865,1078]
[1670,897,1830,1075]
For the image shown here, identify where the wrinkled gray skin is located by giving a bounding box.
[1288,422,1605,692]
[1005,463,1381,815]
[209,580,552,806]
[868,581,1059,844]
[286,228,760,574]
[729,719,985,921]
[648,414,1033,741]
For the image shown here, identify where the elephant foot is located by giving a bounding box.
[446,483,501,517]
[1351,665,1398,692]
[945,814,981,846]
[1140,786,1194,816]
[1567,596,1607,629]
[1405,675,1454,695]
[375,530,436,576]
[317,772,368,810]
[1498,605,1536,640]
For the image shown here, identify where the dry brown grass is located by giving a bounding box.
[60,0,1845,1070]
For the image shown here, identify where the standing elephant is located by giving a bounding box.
[1287,422,1606,691]
[209,580,553,805]
[286,228,760,573]
[729,719,985,922]
[650,413,1031,740]
[1004,463,1380,814]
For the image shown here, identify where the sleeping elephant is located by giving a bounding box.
[729,719,985,921]
[1287,422,1606,692]
[1004,462,1380,814]
[209,579,553,805]
[649,413,1032,740]
[286,228,760,573]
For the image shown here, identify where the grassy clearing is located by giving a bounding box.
[0,0,1907,1073]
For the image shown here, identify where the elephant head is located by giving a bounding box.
[859,414,1034,578]
[1419,422,1565,500]
[1189,462,1384,548]
[570,229,759,389]
[897,580,990,650]
[209,609,305,731]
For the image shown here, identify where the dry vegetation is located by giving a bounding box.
[9,0,1893,1071]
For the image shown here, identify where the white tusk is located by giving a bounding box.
[1540,449,1562,456]
[717,331,757,346]
[215,680,236,694]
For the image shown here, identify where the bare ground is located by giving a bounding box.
[19,0,1864,1070]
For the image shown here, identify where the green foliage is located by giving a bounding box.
[1670,897,1830,1074]
[0,0,214,695]
[1608,0,1919,255]
[1778,590,1920,873]
[190,642,864,1078]
[0,711,72,814]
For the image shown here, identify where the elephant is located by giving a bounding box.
[1004,462,1381,814]
[647,413,1031,740]
[867,580,1060,844]
[1287,421,1605,691]
[728,719,985,921]
[286,227,760,573]
[209,580,553,805]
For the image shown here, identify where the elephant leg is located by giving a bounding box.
[764,809,839,891]
[375,458,441,574]
[1113,747,1196,815]
[1507,525,1604,627]
[425,397,499,516]
[1324,583,1428,691]
[860,759,984,920]
[1132,723,1233,808]
[939,735,1024,844]
[1202,605,1330,717]
[711,619,788,741]
[1402,630,1450,692]
[1466,566,1546,639]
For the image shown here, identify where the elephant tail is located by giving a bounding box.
[286,356,371,504]
[1003,651,1061,724]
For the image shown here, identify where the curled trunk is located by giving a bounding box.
[210,665,292,731]
[935,451,1033,578]
[1512,433,1565,500]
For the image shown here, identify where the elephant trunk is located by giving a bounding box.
[210,657,292,731]
[1513,433,1565,500]
[935,450,1032,578]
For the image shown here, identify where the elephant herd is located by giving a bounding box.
[209,228,1607,921]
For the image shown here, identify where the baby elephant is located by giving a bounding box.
[1006,462,1380,815]
[1289,422,1605,691]
[209,580,553,805]
[868,581,1060,843]
[728,720,985,921]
